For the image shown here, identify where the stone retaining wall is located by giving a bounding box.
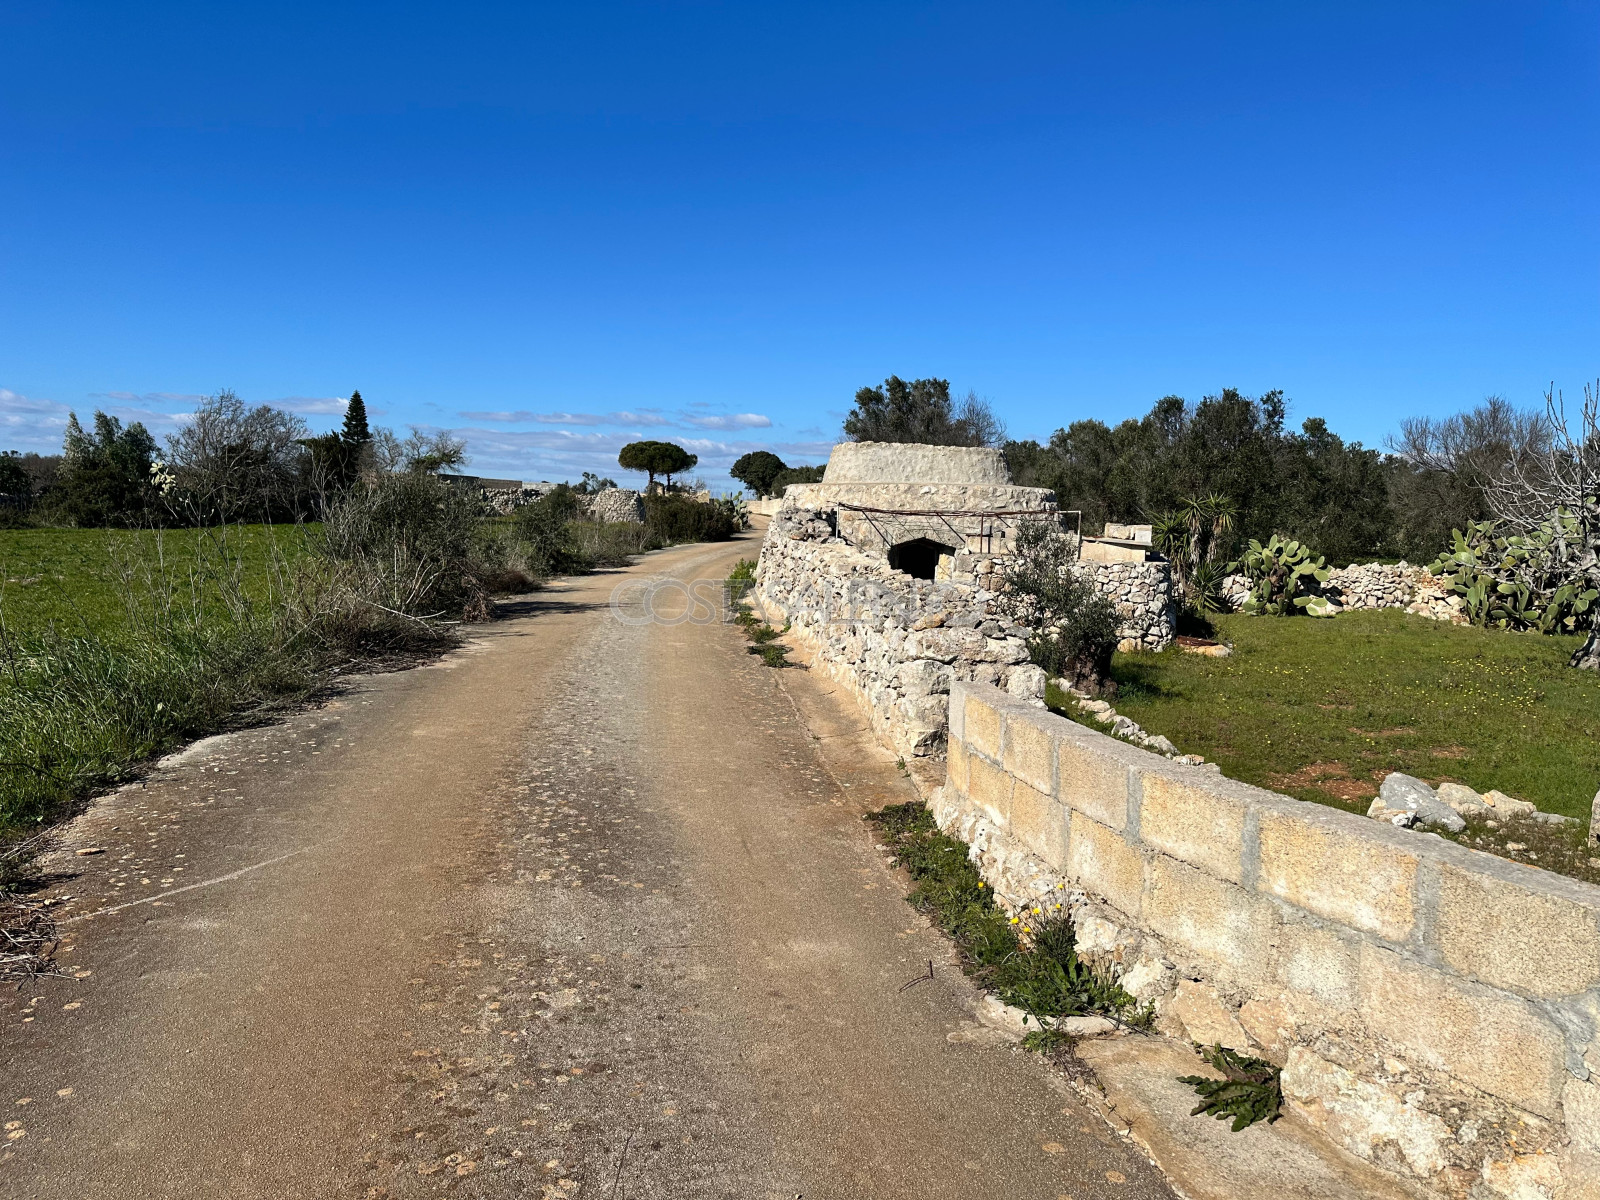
[938,681,1600,1198]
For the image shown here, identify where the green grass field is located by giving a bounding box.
[0,524,313,638]
[1101,609,1600,821]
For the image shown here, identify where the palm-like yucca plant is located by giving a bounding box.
[1150,494,1238,614]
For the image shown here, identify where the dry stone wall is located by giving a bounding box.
[756,506,1177,755]
[1221,562,1467,624]
[939,681,1600,1198]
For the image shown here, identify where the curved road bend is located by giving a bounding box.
[0,527,1172,1200]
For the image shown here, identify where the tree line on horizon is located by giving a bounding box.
[725,373,1564,569]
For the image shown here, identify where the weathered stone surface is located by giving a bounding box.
[964,695,1001,760]
[1484,789,1538,817]
[1434,862,1600,997]
[1357,944,1568,1118]
[819,441,1012,485]
[1281,1047,1452,1179]
[1068,813,1145,917]
[1009,780,1068,863]
[1436,781,1489,815]
[967,752,1011,826]
[1139,772,1249,883]
[1565,1077,1600,1156]
[1255,806,1419,943]
[1170,980,1253,1052]
[1274,921,1360,1012]
[1057,732,1133,830]
[1369,773,1465,833]
[585,487,645,523]
[1145,856,1278,983]
[1001,711,1056,795]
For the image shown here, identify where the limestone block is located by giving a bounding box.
[1138,771,1250,884]
[1275,920,1360,1012]
[1144,856,1279,983]
[1478,1151,1564,1199]
[967,753,1012,827]
[897,658,952,697]
[964,693,1002,759]
[1057,732,1134,831]
[1281,1046,1451,1179]
[1002,711,1056,795]
[1009,780,1069,864]
[1358,943,1568,1118]
[946,738,970,795]
[1434,862,1600,997]
[1005,662,1047,702]
[1171,980,1253,1052]
[1068,813,1146,918]
[1237,996,1295,1061]
[1254,806,1419,943]
[1566,1077,1600,1156]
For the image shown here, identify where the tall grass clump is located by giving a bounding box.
[0,471,494,852]
[867,801,1149,1046]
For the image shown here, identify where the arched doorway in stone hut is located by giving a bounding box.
[888,537,959,581]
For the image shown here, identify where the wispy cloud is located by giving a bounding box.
[458,409,674,427]
[0,388,72,451]
[681,412,772,431]
[274,395,348,416]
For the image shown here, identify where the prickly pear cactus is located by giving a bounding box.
[1430,515,1599,635]
[1234,535,1332,617]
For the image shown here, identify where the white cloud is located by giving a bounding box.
[458,409,673,427]
[274,396,348,416]
[0,388,72,452]
[680,413,773,431]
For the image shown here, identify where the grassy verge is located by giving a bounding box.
[725,558,791,667]
[1104,609,1600,821]
[866,801,1148,1047]
[0,524,312,637]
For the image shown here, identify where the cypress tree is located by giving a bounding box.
[341,391,371,445]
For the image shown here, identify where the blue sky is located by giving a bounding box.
[2,2,1597,487]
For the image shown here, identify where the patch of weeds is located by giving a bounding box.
[1180,1043,1283,1131]
[725,560,792,667]
[866,801,1149,1044]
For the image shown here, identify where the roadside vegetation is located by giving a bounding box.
[725,558,790,666]
[0,397,748,884]
[867,800,1149,1048]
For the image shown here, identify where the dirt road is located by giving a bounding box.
[0,529,1172,1200]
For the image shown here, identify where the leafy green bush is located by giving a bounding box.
[1234,534,1333,616]
[513,485,593,577]
[990,518,1119,691]
[644,493,740,543]
[1430,516,1598,635]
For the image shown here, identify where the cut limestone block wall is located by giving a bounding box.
[937,681,1600,1199]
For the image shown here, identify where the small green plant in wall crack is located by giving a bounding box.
[1180,1043,1283,1131]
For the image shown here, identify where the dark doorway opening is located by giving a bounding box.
[888,537,957,580]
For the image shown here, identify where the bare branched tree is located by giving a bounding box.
[1483,382,1600,670]
[164,391,308,522]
